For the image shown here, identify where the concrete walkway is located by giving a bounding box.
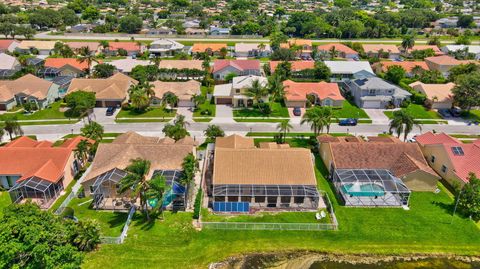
[211,105,235,123]
[364,109,391,124]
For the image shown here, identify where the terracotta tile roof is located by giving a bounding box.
[409,82,455,102]
[425,55,461,66]
[0,39,16,50]
[0,136,86,183]
[67,73,137,100]
[280,39,312,48]
[377,61,429,73]
[151,80,201,101]
[320,136,438,178]
[317,43,358,55]
[362,44,400,54]
[158,60,203,70]
[212,60,260,73]
[83,132,195,183]
[269,61,314,72]
[415,132,462,146]
[45,58,89,72]
[108,42,142,52]
[366,136,401,143]
[283,79,344,101]
[191,43,227,53]
[0,74,53,101]
[215,135,255,149]
[408,45,443,55]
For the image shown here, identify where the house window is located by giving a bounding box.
[89,185,94,193]
[324,99,332,106]
[368,89,376,95]
[430,155,435,163]
[441,165,447,173]
[235,89,240,94]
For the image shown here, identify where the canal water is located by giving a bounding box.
[309,258,480,269]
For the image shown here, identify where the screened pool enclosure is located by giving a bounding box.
[9,176,64,209]
[332,169,411,207]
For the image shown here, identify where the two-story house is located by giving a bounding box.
[213,75,268,106]
[212,60,261,81]
[149,39,185,57]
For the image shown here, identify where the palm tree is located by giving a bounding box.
[174,114,189,128]
[81,121,104,142]
[202,57,210,72]
[268,75,286,102]
[130,88,150,112]
[99,40,109,53]
[145,174,168,218]
[118,158,153,220]
[4,117,23,140]
[78,46,98,75]
[277,120,293,144]
[141,82,155,99]
[162,92,179,109]
[329,46,338,59]
[401,35,415,52]
[73,219,101,251]
[74,139,91,165]
[389,110,421,141]
[411,65,424,77]
[245,79,268,106]
[300,107,324,136]
[180,153,197,187]
[257,43,266,57]
[191,94,206,108]
[320,106,337,134]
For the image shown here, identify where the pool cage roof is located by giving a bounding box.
[152,170,186,194]
[92,168,128,189]
[51,75,74,86]
[212,184,320,197]
[334,169,410,194]
[0,69,16,78]
[10,176,59,193]
[38,67,61,77]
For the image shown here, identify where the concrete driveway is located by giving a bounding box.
[92,107,119,124]
[211,105,235,123]
[364,109,390,124]
[177,107,193,120]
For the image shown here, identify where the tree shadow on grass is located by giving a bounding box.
[107,212,130,230]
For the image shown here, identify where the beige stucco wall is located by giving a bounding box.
[62,153,77,189]
[318,143,334,172]
[420,144,464,187]
[401,170,439,192]
[285,100,306,108]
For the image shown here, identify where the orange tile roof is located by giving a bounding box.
[269,61,315,72]
[0,136,88,183]
[108,42,142,52]
[408,45,444,55]
[191,43,227,53]
[280,39,312,48]
[283,79,344,101]
[316,43,358,55]
[44,58,89,71]
[425,55,461,66]
[377,61,429,72]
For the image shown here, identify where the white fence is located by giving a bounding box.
[201,221,337,231]
[100,205,136,244]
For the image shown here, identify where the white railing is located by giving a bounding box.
[100,205,136,244]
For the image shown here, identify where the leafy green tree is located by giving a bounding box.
[313,61,331,80]
[58,7,79,26]
[456,35,471,45]
[457,15,474,28]
[129,85,150,112]
[419,70,446,84]
[81,121,104,142]
[223,72,237,82]
[452,72,480,112]
[180,153,198,186]
[119,15,143,34]
[65,91,96,118]
[162,92,179,109]
[77,47,98,74]
[74,138,91,165]
[389,110,421,141]
[457,173,480,221]
[270,48,296,61]
[81,5,100,21]
[191,94,206,108]
[274,61,292,81]
[277,120,293,144]
[401,34,415,51]
[339,20,365,38]
[162,122,188,141]
[70,219,101,252]
[29,8,62,29]
[92,63,115,78]
[385,65,406,84]
[204,124,225,141]
[448,63,479,82]
[268,75,286,101]
[3,116,23,140]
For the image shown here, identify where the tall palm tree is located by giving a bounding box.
[162,92,179,109]
[401,35,415,52]
[257,43,266,57]
[174,114,189,128]
[300,107,324,136]
[81,121,104,142]
[191,94,206,108]
[78,46,98,75]
[4,117,23,140]
[141,82,156,99]
[411,65,424,77]
[389,110,421,141]
[268,75,286,102]
[329,46,338,59]
[277,120,293,144]
[74,139,91,165]
[145,174,168,218]
[99,40,109,53]
[118,158,153,220]
[245,79,268,106]
[320,106,337,134]
[130,88,150,112]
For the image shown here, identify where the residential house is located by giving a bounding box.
[158,60,205,79]
[66,42,101,55]
[416,132,480,187]
[269,61,315,73]
[213,75,268,106]
[158,60,204,71]
[373,61,430,77]
[280,39,312,58]
[317,135,440,207]
[109,58,150,74]
[409,82,455,109]
[150,80,201,107]
[209,26,230,36]
[145,27,177,35]
[0,53,21,79]
[16,40,56,55]
[0,74,60,110]
[191,43,227,56]
[104,42,144,56]
[185,28,207,36]
[208,135,321,211]
[317,43,359,59]
[0,39,20,53]
[362,44,400,60]
[406,45,444,56]
[442,45,480,60]
[67,73,137,107]
[81,132,195,211]
[324,61,374,82]
[346,76,411,108]
[212,60,261,80]
[44,58,88,77]
[234,43,272,58]
[182,20,200,29]
[1,136,90,209]
[424,55,464,76]
[149,39,185,57]
[283,79,344,108]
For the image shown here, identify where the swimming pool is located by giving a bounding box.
[341,183,385,197]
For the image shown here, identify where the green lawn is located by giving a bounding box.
[201,209,330,224]
[115,119,171,123]
[234,118,287,123]
[192,118,213,122]
[461,110,480,122]
[246,132,352,137]
[332,101,369,119]
[0,192,12,217]
[116,107,176,118]
[68,197,128,237]
[82,139,480,269]
[233,102,289,118]
[384,104,442,119]
[0,101,68,121]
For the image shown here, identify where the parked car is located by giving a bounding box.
[438,109,452,118]
[449,108,461,117]
[293,107,302,116]
[106,106,116,116]
[339,118,358,126]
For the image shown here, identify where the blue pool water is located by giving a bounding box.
[341,183,385,197]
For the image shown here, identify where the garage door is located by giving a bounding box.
[104,101,121,107]
[216,98,232,105]
[95,101,104,107]
[363,101,381,109]
[0,103,6,110]
[178,100,194,107]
